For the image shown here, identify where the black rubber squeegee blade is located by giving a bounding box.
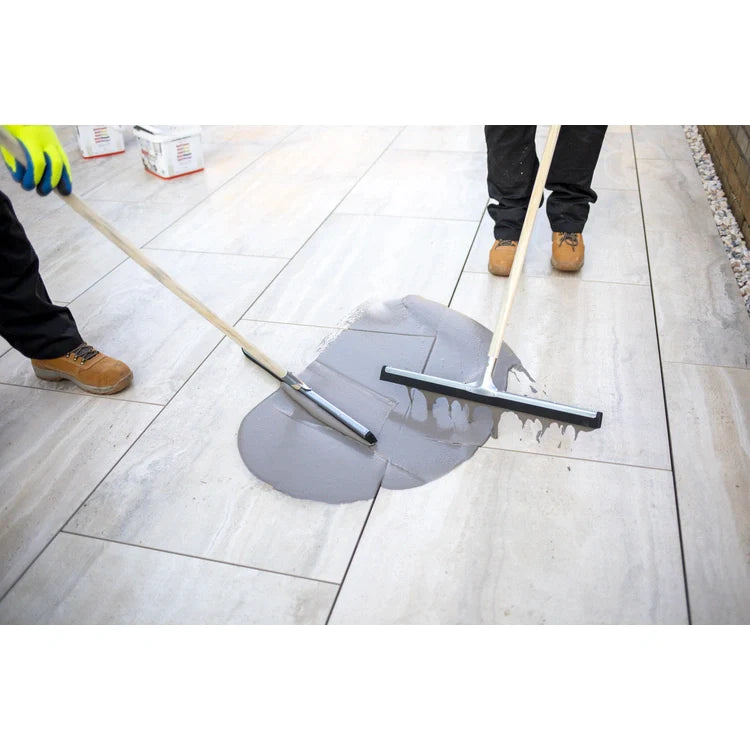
[380,366,603,429]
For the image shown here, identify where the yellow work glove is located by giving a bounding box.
[1,125,73,196]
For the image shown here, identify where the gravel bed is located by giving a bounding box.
[683,125,750,315]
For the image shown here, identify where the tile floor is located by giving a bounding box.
[1,125,748,624]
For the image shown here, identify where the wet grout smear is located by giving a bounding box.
[237,296,590,503]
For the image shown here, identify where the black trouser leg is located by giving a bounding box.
[485,125,537,241]
[485,125,608,239]
[0,190,82,358]
[545,125,607,232]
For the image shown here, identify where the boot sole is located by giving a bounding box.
[550,256,584,272]
[32,366,133,395]
[487,263,512,277]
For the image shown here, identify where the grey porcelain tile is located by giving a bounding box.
[592,132,639,191]
[647,230,750,368]
[330,448,685,624]
[663,362,750,624]
[637,158,716,236]
[246,213,476,328]
[200,125,298,145]
[65,320,376,583]
[66,144,139,198]
[17,199,189,302]
[466,189,649,285]
[633,125,693,161]
[54,125,78,150]
[0,249,285,404]
[250,125,400,179]
[450,273,671,469]
[0,533,336,624]
[0,384,159,599]
[147,166,358,258]
[391,126,486,152]
[83,142,270,205]
[335,149,487,221]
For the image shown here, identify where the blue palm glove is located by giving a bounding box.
[1,125,73,196]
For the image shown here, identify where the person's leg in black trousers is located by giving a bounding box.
[484,125,607,275]
[0,189,132,394]
[0,189,83,357]
[545,125,607,233]
[485,125,538,242]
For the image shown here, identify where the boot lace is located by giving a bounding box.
[559,232,579,248]
[66,343,99,363]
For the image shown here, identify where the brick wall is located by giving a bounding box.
[699,125,750,242]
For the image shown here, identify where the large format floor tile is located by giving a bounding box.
[65,145,138,198]
[391,126,486,152]
[199,125,298,145]
[663,362,750,624]
[0,384,159,600]
[54,125,78,150]
[83,142,271,205]
[647,230,750,369]
[632,126,693,161]
[65,321,376,583]
[466,189,649,285]
[248,125,400,179]
[592,132,639,191]
[0,249,285,405]
[336,149,487,221]
[17,199,189,302]
[330,448,685,624]
[450,273,671,469]
[147,165,359,258]
[246,213,477,328]
[0,533,336,624]
[637,158,717,236]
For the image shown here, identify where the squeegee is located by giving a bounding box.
[380,125,603,430]
[0,127,377,446]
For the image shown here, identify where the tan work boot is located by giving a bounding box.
[32,343,133,395]
[488,239,519,276]
[551,231,585,272]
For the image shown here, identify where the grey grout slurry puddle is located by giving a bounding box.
[238,296,594,503]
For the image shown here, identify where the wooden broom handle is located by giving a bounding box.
[487,125,560,361]
[0,127,288,380]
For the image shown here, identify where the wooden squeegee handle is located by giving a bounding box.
[487,125,561,361]
[0,127,288,381]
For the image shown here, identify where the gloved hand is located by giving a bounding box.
[1,125,73,196]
